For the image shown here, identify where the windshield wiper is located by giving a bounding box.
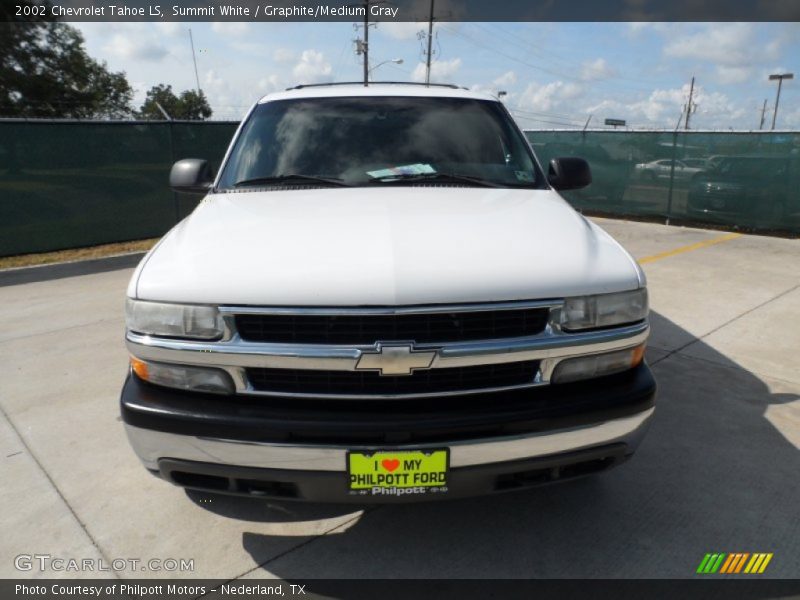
[233,174,350,188]
[370,172,502,188]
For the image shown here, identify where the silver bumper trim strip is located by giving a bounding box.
[126,323,649,372]
[125,407,655,472]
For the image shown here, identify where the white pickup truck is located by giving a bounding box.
[122,83,655,502]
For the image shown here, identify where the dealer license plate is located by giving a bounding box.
[347,449,449,497]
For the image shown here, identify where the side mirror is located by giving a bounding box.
[548,157,592,191]
[169,159,214,194]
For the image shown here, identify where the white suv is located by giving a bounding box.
[122,83,655,502]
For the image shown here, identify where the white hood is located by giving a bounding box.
[131,187,643,305]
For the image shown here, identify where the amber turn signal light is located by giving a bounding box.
[130,356,149,380]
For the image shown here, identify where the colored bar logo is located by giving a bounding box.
[697,553,773,574]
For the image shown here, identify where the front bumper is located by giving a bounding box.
[121,364,656,502]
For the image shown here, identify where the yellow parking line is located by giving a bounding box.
[638,232,742,265]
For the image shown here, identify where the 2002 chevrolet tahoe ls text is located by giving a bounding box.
[121,83,656,502]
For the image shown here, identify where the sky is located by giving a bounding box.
[72,21,800,130]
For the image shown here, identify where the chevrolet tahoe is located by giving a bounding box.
[121,83,655,502]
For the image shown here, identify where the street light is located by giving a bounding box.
[368,58,403,80]
[768,72,793,130]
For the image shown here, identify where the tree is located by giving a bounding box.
[0,2,133,118]
[137,84,213,120]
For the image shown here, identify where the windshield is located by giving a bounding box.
[217,96,542,190]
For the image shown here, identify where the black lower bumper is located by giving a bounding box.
[157,443,631,503]
[121,363,656,502]
[121,364,656,445]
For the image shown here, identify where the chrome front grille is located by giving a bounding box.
[126,300,650,399]
[246,361,541,398]
[234,307,549,344]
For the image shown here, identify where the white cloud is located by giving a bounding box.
[493,71,517,88]
[211,22,251,36]
[518,81,585,113]
[204,69,224,90]
[583,83,745,128]
[411,58,462,83]
[258,75,282,94]
[663,23,775,67]
[292,49,333,84]
[273,48,295,63]
[781,106,800,129]
[581,58,616,81]
[468,71,517,99]
[714,66,752,85]
[626,22,650,35]
[104,33,168,61]
[378,22,425,40]
[625,22,674,36]
[154,23,184,38]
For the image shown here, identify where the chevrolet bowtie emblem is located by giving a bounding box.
[355,343,437,376]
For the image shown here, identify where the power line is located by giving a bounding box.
[480,23,666,89]
[449,23,669,96]
[509,110,584,128]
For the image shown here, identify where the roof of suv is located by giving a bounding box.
[258,82,499,104]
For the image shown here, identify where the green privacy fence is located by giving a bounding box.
[0,120,239,257]
[2,123,799,257]
[524,130,800,234]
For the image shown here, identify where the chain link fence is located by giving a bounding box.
[525,129,800,234]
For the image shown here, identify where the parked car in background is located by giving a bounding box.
[634,159,703,182]
[682,158,710,170]
[687,155,800,227]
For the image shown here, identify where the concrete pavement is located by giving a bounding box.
[1,218,798,580]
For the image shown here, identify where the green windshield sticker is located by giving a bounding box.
[367,164,436,178]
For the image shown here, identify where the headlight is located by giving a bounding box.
[551,344,646,384]
[561,288,648,331]
[126,298,223,339]
[131,357,234,394]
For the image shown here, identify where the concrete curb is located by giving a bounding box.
[0,252,145,287]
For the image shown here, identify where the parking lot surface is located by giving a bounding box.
[1,217,798,580]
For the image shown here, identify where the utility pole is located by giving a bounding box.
[188,28,202,95]
[683,76,695,130]
[362,1,369,86]
[769,72,794,130]
[354,1,376,86]
[759,99,768,130]
[425,0,435,85]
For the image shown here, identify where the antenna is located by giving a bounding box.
[188,28,202,95]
